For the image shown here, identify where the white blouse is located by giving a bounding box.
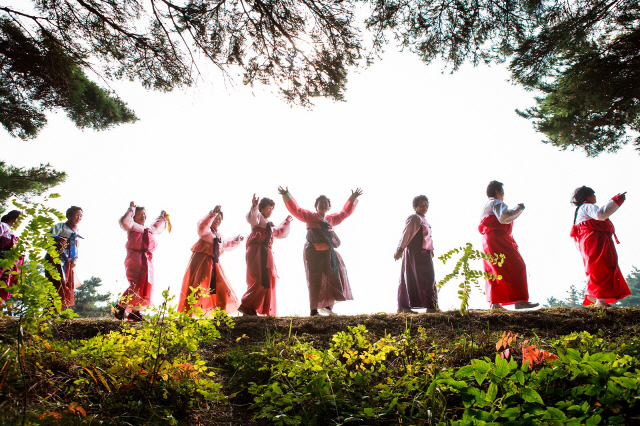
[576,199,620,224]
[0,222,12,239]
[480,198,524,224]
[397,214,434,251]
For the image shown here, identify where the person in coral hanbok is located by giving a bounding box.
[394,195,438,313]
[570,186,629,307]
[46,206,83,309]
[114,202,168,321]
[0,210,23,303]
[479,181,538,310]
[238,194,292,316]
[178,206,244,315]
[280,186,362,317]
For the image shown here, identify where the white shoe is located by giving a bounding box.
[514,301,539,310]
[491,304,506,311]
[319,307,337,316]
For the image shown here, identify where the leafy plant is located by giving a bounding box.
[437,243,504,314]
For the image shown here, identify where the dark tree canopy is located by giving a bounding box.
[74,276,113,317]
[0,161,66,213]
[1,0,638,155]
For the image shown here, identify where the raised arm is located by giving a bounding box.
[198,206,221,238]
[246,194,261,226]
[119,203,141,232]
[584,194,625,221]
[492,200,524,224]
[150,212,168,234]
[273,216,293,238]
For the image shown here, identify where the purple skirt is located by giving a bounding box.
[398,243,438,310]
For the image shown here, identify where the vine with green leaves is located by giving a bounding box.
[437,242,504,314]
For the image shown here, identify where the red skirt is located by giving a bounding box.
[241,228,277,316]
[571,219,630,304]
[479,216,529,305]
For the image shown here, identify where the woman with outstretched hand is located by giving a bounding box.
[570,187,629,307]
[394,195,438,314]
[114,201,168,321]
[178,205,244,315]
[280,186,362,316]
[238,194,292,316]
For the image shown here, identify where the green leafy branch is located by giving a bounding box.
[437,243,504,315]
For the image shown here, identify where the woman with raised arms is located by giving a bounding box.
[394,195,438,313]
[114,202,168,321]
[570,187,629,307]
[178,206,244,315]
[46,206,83,309]
[279,186,362,316]
[238,194,292,316]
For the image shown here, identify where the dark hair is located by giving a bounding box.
[259,198,275,212]
[1,210,22,223]
[571,186,595,224]
[315,195,331,209]
[66,206,83,219]
[412,195,429,209]
[134,206,146,214]
[486,180,504,198]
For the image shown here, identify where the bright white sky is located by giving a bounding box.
[2,50,638,316]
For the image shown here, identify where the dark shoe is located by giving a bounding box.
[310,309,319,316]
[238,304,257,316]
[127,310,144,322]
[114,305,126,320]
[397,308,418,314]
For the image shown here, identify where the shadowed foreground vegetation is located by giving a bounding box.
[2,308,640,425]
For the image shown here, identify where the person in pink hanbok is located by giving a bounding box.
[46,206,83,309]
[280,186,362,317]
[238,194,292,316]
[178,206,244,315]
[114,201,168,321]
[0,210,23,304]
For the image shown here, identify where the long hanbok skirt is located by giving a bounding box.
[479,216,529,305]
[398,231,438,309]
[120,230,157,309]
[178,240,239,315]
[304,243,353,310]
[45,253,77,308]
[571,219,630,304]
[241,228,277,316]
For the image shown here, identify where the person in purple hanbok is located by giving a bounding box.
[394,195,438,313]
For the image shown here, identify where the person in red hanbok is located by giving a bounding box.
[238,194,292,316]
[394,195,438,313]
[280,186,362,317]
[0,210,23,305]
[46,206,83,309]
[114,202,168,321]
[178,206,244,315]
[570,186,629,307]
[479,181,538,310]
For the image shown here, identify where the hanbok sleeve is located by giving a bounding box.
[492,201,524,224]
[119,207,143,232]
[397,215,421,251]
[197,212,217,238]
[0,223,11,239]
[284,197,316,223]
[582,199,620,221]
[246,205,261,226]
[150,214,167,234]
[223,235,243,251]
[326,200,357,226]
[273,218,291,239]
[51,222,65,237]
